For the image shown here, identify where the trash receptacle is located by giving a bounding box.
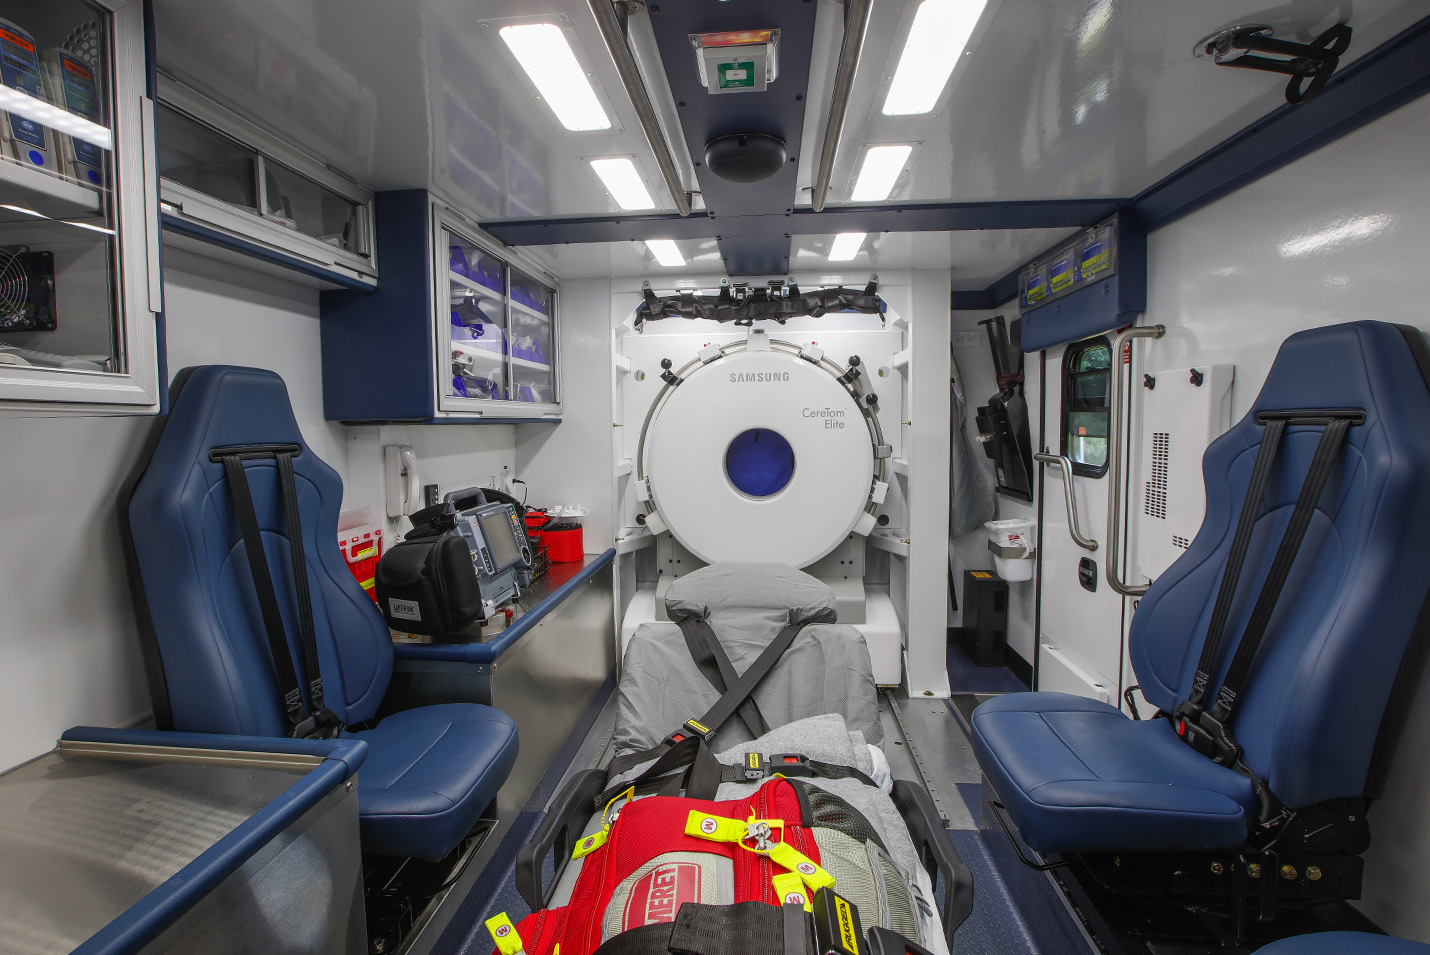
[985,518,1035,581]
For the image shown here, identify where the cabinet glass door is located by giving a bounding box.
[0,1,120,376]
[446,228,508,402]
[507,266,555,404]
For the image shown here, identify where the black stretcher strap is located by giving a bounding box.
[1185,417,1286,708]
[678,616,770,740]
[592,901,810,955]
[607,620,810,779]
[219,449,339,739]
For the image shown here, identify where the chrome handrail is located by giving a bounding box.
[588,0,692,216]
[811,0,871,212]
[1034,452,1098,552]
[1106,324,1166,596]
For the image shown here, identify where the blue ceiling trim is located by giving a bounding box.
[953,13,1430,311]
[481,199,1125,247]
[645,2,819,276]
[1131,12,1430,231]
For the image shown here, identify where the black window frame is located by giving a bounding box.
[1061,335,1113,478]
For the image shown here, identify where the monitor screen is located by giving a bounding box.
[480,507,522,569]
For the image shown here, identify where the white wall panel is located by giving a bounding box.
[1142,92,1430,941]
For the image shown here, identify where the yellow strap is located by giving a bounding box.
[603,786,634,827]
[485,913,525,955]
[685,810,748,842]
[772,872,812,912]
[768,843,836,891]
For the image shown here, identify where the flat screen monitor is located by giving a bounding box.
[479,505,523,570]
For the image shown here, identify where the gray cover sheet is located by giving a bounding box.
[614,563,883,755]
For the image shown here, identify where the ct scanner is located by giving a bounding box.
[616,311,907,685]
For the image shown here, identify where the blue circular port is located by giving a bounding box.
[725,428,795,498]
[87,169,101,184]
[27,150,43,166]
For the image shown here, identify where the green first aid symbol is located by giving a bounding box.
[718,61,756,89]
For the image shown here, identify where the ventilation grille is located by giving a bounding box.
[1172,535,1191,550]
[1144,432,1170,520]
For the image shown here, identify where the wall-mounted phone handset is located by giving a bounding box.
[383,445,421,518]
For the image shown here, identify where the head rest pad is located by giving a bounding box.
[665,562,838,628]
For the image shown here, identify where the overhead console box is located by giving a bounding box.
[155,77,378,291]
[1017,211,1147,353]
[320,190,560,423]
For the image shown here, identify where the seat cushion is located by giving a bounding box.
[1255,933,1430,954]
[351,704,519,861]
[970,692,1256,854]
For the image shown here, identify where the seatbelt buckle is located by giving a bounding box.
[665,718,717,745]
[810,887,862,955]
[1174,704,1242,766]
[743,752,767,780]
[291,706,343,741]
[770,753,809,771]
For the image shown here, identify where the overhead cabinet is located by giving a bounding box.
[321,191,560,422]
[0,0,161,413]
[155,78,377,291]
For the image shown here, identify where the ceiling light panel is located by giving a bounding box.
[851,144,913,202]
[498,23,611,131]
[645,239,686,267]
[828,233,867,261]
[589,158,656,210]
[882,0,988,115]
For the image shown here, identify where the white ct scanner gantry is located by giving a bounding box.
[616,306,908,685]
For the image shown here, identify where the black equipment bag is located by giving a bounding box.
[375,534,484,635]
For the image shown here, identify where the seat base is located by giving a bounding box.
[971,692,1257,854]
[1254,933,1430,954]
[351,703,519,862]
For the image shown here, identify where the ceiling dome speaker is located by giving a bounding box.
[704,132,787,183]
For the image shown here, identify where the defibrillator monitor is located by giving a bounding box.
[476,502,530,572]
[41,49,104,187]
[0,19,56,173]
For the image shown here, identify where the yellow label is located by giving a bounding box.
[685,810,747,843]
[768,843,836,890]
[687,719,710,734]
[571,828,607,860]
[746,752,761,770]
[834,896,860,955]
[485,913,524,955]
[970,571,994,579]
[772,872,811,911]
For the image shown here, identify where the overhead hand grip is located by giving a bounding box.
[1106,325,1167,596]
[1034,452,1098,552]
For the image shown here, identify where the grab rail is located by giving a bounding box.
[1106,325,1166,596]
[1033,452,1098,552]
[811,0,872,212]
[588,0,691,216]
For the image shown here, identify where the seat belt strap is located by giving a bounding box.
[678,616,771,740]
[274,451,340,738]
[1186,417,1286,708]
[1210,415,1352,722]
[221,454,307,732]
[607,620,810,778]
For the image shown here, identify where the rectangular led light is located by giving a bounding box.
[828,233,866,262]
[851,144,913,202]
[589,157,655,210]
[0,85,112,150]
[645,239,686,267]
[883,0,988,115]
[498,23,611,131]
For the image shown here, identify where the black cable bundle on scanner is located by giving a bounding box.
[974,315,1035,502]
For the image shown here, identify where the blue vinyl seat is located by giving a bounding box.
[1255,933,1430,954]
[972,322,1430,855]
[124,365,518,862]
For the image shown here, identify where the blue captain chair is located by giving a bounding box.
[1255,934,1430,954]
[123,365,518,862]
[971,322,1430,908]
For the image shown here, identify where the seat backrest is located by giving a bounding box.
[125,366,393,736]
[1131,322,1430,809]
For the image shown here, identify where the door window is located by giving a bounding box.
[1062,337,1112,477]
